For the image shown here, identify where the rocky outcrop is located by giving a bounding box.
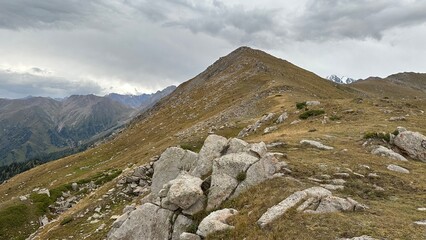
[257,187,367,228]
[371,146,407,161]
[393,130,426,162]
[196,208,238,237]
[108,135,283,239]
[238,113,275,138]
[276,112,288,124]
[300,140,334,150]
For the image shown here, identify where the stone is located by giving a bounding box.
[196,208,238,237]
[414,220,426,226]
[313,196,356,213]
[207,153,259,210]
[330,179,346,185]
[393,130,426,162]
[226,138,249,154]
[39,215,49,226]
[264,126,278,134]
[164,172,204,210]
[371,146,407,161]
[180,232,201,240]
[339,236,377,240]
[71,182,78,191]
[249,142,268,158]
[107,203,174,240]
[320,184,344,191]
[417,207,426,211]
[334,173,350,178]
[276,112,289,124]
[257,190,308,228]
[182,195,206,216]
[290,120,301,125]
[389,116,406,121]
[19,196,27,201]
[232,153,278,197]
[300,140,334,150]
[151,147,198,197]
[191,134,228,178]
[306,101,320,106]
[172,214,194,240]
[37,188,50,197]
[387,164,410,174]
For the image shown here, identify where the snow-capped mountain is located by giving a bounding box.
[326,75,357,84]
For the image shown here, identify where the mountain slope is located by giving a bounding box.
[0,95,134,167]
[0,47,425,240]
[350,72,426,98]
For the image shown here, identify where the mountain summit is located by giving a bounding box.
[326,74,357,84]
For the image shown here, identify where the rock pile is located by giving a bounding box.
[108,134,285,239]
[238,113,275,137]
[117,156,157,196]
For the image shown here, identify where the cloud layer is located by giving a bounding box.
[0,0,425,98]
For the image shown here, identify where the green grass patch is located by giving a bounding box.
[299,110,325,119]
[236,172,247,183]
[180,141,204,153]
[0,204,30,239]
[329,115,341,121]
[296,102,307,110]
[363,132,391,142]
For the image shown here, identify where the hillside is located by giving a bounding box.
[0,95,133,167]
[0,47,425,240]
[350,72,426,98]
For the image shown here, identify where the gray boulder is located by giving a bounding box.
[393,130,426,162]
[151,147,198,197]
[191,134,228,178]
[371,146,407,161]
[180,232,201,240]
[207,153,259,210]
[107,203,173,240]
[226,138,249,154]
[172,214,194,240]
[162,172,204,210]
[276,112,288,124]
[196,208,238,237]
[300,140,334,150]
[387,164,410,174]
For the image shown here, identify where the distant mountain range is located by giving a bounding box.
[326,75,358,84]
[106,85,176,109]
[0,86,175,167]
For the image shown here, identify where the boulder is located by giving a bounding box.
[312,196,359,213]
[249,142,268,158]
[37,188,50,197]
[276,112,288,124]
[180,232,201,240]
[226,138,249,154]
[151,147,198,197]
[163,172,204,210]
[264,126,278,134]
[300,140,334,150]
[71,183,78,191]
[306,101,320,106]
[107,203,174,240]
[371,146,407,161]
[182,195,206,216]
[207,153,259,210]
[172,214,194,240]
[387,164,410,174]
[393,130,426,162]
[196,208,238,237]
[191,135,228,178]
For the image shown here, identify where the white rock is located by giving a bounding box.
[107,203,174,240]
[264,126,278,134]
[276,112,288,124]
[226,138,249,154]
[151,147,198,197]
[180,232,201,240]
[19,196,27,201]
[196,208,238,237]
[394,130,426,162]
[163,172,204,210]
[300,140,334,150]
[417,207,426,211]
[249,142,268,158]
[306,101,320,106]
[37,188,50,197]
[71,182,78,191]
[320,184,344,191]
[414,220,426,226]
[339,236,378,240]
[387,164,410,174]
[371,146,407,161]
[191,134,228,178]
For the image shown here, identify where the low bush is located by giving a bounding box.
[363,132,391,142]
[299,110,325,119]
[296,102,307,110]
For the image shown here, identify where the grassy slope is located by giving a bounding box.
[0,47,425,239]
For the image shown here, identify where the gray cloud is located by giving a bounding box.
[0,70,103,99]
[294,0,426,40]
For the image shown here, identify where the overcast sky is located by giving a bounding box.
[0,0,425,99]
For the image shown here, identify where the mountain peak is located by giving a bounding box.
[326,74,357,84]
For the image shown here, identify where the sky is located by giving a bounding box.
[0,0,425,99]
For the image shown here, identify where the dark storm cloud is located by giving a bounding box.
[294,0,426,40]
[0,70,103,99]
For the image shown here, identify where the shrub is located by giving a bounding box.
[236,172,247,183]
[363,132,391,142]
[296,102,307,110]
[329,115,341,121]
[60,216,73,226]
[30,193,52,215]
[299,110,325,119]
